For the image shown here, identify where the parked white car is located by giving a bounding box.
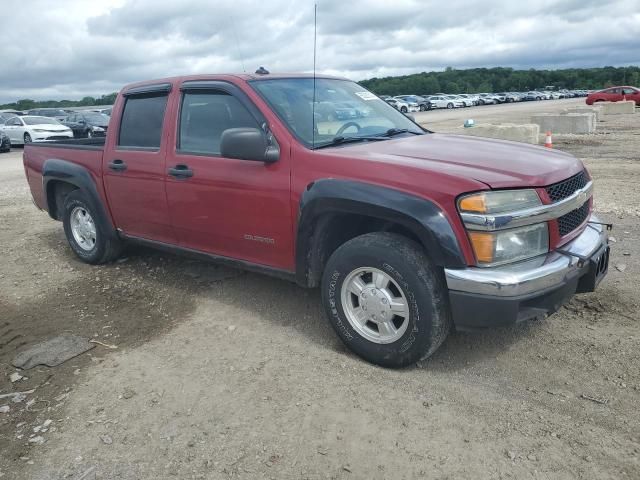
[427,95,462,109]
[449,94,473,107]
[385,98,419,113]
[1,116,73,145]
[457,94,479,106]
[477,93,500,105]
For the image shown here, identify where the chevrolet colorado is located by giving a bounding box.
[23,72,610,367]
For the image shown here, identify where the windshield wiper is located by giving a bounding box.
[314,135,389,149]
[380,128,423,137]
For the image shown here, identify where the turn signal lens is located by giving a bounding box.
[468,232,495,263]
[458,194,486,213]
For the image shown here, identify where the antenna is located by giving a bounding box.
[230,15,246,73]
[312,3,317,149]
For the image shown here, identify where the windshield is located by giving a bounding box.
[250,78,423,148]
[23,116,61,125]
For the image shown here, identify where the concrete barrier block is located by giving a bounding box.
[531,113,596,134]
[455,123,540,144]
[563,106,602,121]
[599,101,636,115]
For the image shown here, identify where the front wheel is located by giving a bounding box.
[62,190,123,264]
[400,106,408,113]
[447,103,454,109]
[321,232,452,368]
[419,105,426,112]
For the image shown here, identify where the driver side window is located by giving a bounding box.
[178,91,260,156]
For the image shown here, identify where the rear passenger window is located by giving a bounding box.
[178,91,259,155]
[118,94,168,149]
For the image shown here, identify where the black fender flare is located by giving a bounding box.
[295,179,466,286]
[42,158,117,239]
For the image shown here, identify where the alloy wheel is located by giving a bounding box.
[340,267,409,344]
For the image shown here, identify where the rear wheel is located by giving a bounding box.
[321,232,452,368]
[447,103,454,109]
[24,133,32,144]
[62,190,122,264]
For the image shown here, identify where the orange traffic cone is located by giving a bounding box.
[544,131,553,148]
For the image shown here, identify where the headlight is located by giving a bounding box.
[458,189,541,214]
[467,223,549,266]
[92,126,104,132]
[458,189,548,266]
[33,129,46,132]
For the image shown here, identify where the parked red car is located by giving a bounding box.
[586,86,640,105]
[23,72,610,367]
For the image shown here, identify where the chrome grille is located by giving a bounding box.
[545,171,588,203]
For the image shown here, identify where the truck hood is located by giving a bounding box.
[328,133,584,189]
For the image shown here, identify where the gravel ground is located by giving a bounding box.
[0,100,638,479]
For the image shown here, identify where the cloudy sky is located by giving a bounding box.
[2,0,639,103]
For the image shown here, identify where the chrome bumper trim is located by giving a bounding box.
[445,214,607,297]
[461,181,593,231]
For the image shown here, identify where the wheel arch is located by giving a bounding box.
[295,179,466,287]
[42,158,117,239]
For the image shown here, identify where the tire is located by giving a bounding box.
[447,103,453,109]
[62,190,123,264]
[400,106,408,113]
[321,232,452,368]
[419,105,425,112]
[24,133,32,144]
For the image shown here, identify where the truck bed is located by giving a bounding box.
[24,138,107,212]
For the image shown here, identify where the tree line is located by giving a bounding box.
[359,66,640,96]
[0,93,117,111]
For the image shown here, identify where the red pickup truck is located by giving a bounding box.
[23,72,610,367]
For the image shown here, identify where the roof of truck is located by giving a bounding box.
[120,72,349,93]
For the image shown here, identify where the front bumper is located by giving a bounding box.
[444,214,609,330]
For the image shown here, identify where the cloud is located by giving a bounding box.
[1,0,638,103]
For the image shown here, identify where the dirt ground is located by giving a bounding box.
[0,99,638,479]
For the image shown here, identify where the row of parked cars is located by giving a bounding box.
[0,107,113,151]
[380,89,591,112]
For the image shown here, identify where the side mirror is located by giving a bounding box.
[220,127,279,163]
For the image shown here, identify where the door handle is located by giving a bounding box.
[168,164,193,179]
[108,159,127,171]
